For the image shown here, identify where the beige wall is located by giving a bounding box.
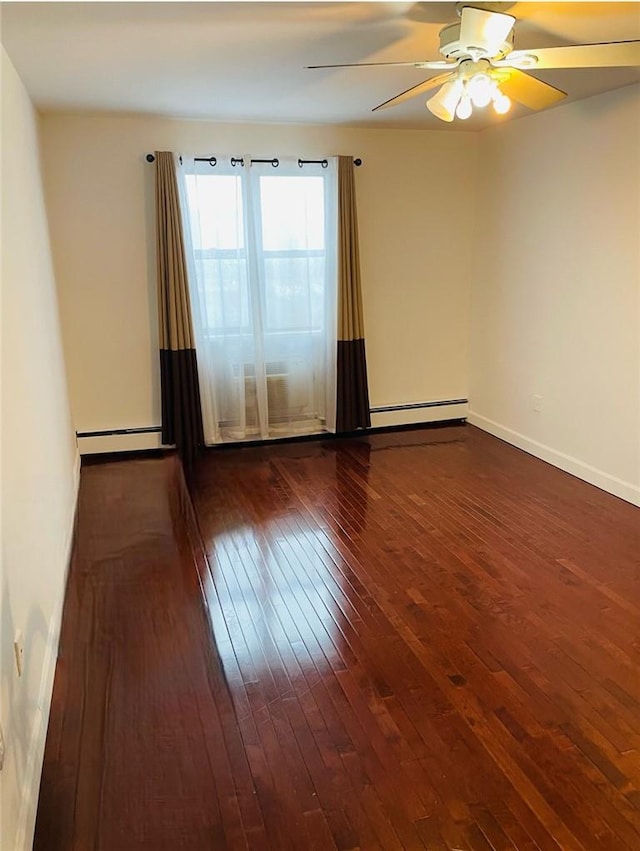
[38,89,639,501]
[469,84,640,505]
[0,63,636,850]
[0,48,79,850]
[40,114,477,451]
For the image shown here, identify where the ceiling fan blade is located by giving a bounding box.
[459,6,515,56]
[372,71,455,111]
[524,40,640,70]
[307,60,455,70]
[498,69,567,111]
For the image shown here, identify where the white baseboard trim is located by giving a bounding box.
[14,450,81,851]
[468,412,640,507]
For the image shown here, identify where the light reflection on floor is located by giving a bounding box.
[196,444,374,712]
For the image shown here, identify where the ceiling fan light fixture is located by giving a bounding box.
[493,91,511,114]
[455,94,472,120]
[426,79,464,122]
[468,72,493,108]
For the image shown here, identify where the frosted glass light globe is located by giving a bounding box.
[493,93,511,115]
[456,96,472,120]
[469,73,493,108]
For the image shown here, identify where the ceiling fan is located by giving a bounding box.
[308,3,640,122]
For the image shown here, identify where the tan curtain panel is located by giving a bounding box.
[336,156,371,432]
[155,151,204,466]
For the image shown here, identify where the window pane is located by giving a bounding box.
[263,256,325,331]
[185,174,250,332]
[260,176,325,250]
[186,174,244,250]
[195,252,250,331]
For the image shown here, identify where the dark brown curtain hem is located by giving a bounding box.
[160,348,204,468]
[336,338,371,432]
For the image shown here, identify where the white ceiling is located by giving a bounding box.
[2,1,639,130]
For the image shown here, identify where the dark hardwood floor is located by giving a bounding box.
[34,425,640,850]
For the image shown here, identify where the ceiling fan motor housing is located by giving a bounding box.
[439,22,514,61]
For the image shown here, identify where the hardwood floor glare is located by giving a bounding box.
[34,425,640,850]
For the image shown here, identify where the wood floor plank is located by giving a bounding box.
[35,426,640,850]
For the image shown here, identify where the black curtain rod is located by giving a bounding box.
[145,153,362,166]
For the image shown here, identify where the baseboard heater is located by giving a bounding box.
[76,426,162,438]
[76,401,468,436]
[370,398,468,414]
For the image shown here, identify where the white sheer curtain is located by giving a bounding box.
[178,156,337,444]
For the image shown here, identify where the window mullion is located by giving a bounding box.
[244,165,270,437]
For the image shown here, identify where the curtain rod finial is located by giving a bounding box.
[354,158,362,167]
[146,153,156,163]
